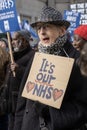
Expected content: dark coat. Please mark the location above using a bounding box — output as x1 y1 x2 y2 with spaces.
14 40 87 130
0 46 34 114
0 47 9 87
0 47 9 130
0 46 35 130
8 47 35 113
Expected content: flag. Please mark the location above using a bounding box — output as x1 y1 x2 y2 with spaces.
22 20 38 38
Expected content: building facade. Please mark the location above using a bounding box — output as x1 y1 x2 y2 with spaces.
16 0 87 24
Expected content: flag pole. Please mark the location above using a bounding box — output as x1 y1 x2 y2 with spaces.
7 32 15 77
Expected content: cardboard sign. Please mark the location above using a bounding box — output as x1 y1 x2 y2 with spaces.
22 52 74 109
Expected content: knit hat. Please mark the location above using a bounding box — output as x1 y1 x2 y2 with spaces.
31 6 70 29
74 25 87 41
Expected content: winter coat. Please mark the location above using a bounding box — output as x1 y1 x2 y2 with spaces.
0 46 34 114
0 47 10 130
13 40 87 130
8 47 35 114
0 47 9 86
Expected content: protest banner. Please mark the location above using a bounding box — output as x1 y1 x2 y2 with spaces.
64 10 81 41
0 0 20 76
21 19 38 38
70 3 87 25
0 0 20 32
22 52 74 109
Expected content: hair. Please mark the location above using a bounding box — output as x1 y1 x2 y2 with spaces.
0 38 8 47
78 43 87 76
12 31 31 51
0 47 9 86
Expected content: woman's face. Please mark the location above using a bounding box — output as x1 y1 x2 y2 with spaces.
36 23 65 46
0 41 6 50
72 34 86 51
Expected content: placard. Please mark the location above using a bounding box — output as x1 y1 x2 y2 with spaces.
0 0 20 33
64 10 81 41
70 3 87 25
22 52 74 109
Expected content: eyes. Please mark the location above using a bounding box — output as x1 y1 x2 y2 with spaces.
73 35 84 43
36 23 52 31
74 37 81 42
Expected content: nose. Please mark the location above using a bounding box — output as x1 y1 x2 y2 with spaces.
39 27 46 35
12 40 14 45
72 41 77 46
12 40 17 47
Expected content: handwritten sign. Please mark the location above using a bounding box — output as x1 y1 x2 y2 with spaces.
22 52 74 109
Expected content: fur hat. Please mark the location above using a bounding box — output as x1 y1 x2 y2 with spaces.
74 25 87 41
31 6 70 29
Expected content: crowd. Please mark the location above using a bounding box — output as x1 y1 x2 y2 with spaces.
0 6 87 130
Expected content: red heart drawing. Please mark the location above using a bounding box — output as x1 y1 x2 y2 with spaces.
26 81 35 93
53 88 63 101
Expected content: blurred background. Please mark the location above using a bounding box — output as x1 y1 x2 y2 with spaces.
16 0 87 25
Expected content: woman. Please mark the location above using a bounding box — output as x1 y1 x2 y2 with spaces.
78 43 87 77
0 46 9 130
72 25 87 51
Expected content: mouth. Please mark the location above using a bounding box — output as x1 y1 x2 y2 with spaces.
75 46 80 51
42 37 50 44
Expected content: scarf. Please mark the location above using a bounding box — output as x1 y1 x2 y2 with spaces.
38 34 67 55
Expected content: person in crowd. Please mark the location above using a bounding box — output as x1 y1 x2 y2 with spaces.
72 25 87 51
8 29 35 130
78 43 87 77
77 43 87 130
0 46 10 130
72 24 87 77
0 30 34 130
72 25 87 130
0 37 8 51
13 7 87 130
0 36 10 85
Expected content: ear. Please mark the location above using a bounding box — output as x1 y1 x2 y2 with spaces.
59 26 66 36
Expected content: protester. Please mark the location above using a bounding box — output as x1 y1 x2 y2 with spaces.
0 47 9 86
0 37 8 51
13 7 87 130
8 29 35 130
72 24 87 76
77 43 87 130
78 43 87 77
72 25 87 51
72 25 87 130
0 46 10 130
0 30 34 130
